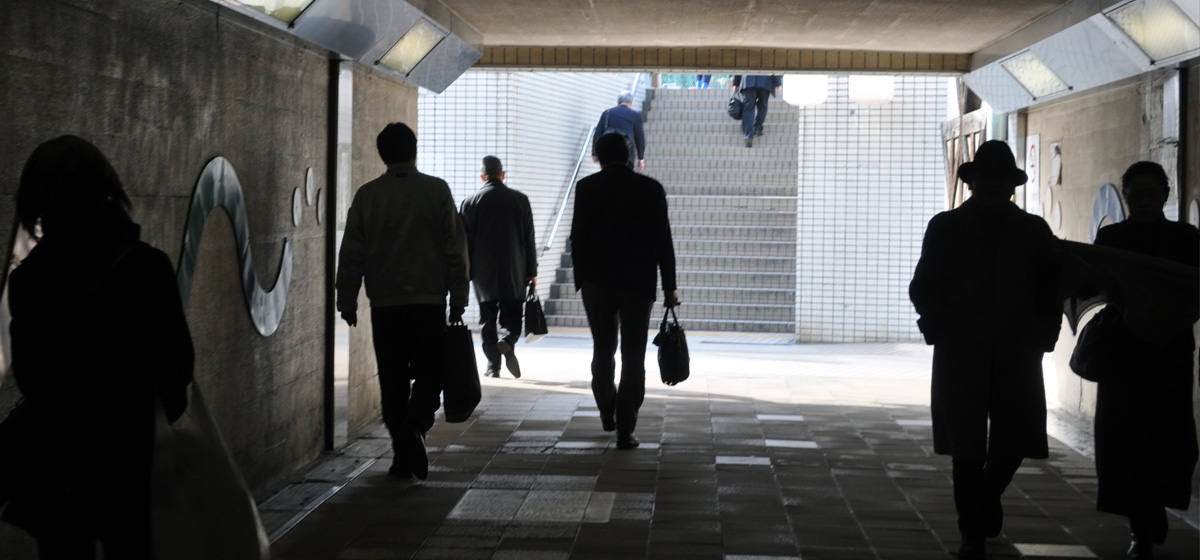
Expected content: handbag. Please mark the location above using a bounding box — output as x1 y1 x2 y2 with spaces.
727 95 744 120
150 385 271 560
524 284 549 344
442 321 481 423
653 307 690 386
1069 307 1133 382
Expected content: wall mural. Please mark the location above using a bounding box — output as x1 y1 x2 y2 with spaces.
177 157 294 337
1089 183 1125 244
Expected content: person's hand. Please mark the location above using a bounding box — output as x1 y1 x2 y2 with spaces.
775 85 782 94
528 277 538 288
636 160 645 173
733 85 739 91
591 155 598 163
341 310 357 327
449 306 465 324
664 290 680 308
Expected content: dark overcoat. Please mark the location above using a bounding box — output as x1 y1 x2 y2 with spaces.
591 105 646 167
2 207 194 537
909 196 1061 460
569 165 677 301
1092 218 1199 515
459 179 537 302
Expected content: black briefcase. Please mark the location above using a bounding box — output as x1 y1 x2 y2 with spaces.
727 95 744 119
524 285 548 343
443 321 481 422
653 307 690 386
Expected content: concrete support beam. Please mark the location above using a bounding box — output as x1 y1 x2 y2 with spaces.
477 46 970 74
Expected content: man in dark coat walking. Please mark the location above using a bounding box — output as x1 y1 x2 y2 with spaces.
909 140 1062 560
459 156 537 379
591 91 646 172
571 133 678 450
732 74 782 148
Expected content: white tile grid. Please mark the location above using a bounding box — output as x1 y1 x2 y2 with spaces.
418 71 641 314
797 76 946 343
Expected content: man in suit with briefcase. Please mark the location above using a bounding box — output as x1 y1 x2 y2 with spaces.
570 133 679 450
459 155 537 379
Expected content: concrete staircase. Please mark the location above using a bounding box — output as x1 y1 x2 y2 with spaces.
545 87 799 333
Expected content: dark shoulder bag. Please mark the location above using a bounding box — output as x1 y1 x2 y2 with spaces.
653 307 690 386
1069 307 1133 382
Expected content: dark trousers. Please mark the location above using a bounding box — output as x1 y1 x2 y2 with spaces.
580 283 653 434
371 305 445 439
479 298 523 369
740 87 769 138
952 451 1023 538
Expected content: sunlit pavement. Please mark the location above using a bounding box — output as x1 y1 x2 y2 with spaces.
267 332 1199 560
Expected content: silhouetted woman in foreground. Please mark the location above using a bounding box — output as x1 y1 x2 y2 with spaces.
1091 161 1198 559
2 136 193 559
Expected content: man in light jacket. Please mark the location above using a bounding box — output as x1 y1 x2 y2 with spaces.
459 155 537 379
336 122 469 480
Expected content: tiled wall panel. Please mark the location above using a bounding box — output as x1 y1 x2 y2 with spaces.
797 76 948 342
418 71 643 322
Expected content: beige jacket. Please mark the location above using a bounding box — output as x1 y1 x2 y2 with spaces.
336 163 469 312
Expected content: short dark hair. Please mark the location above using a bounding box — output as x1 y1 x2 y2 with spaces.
481 155 503 179
377 123 417 164
595 132 630 167
17 135 131 237
1121 161 1169 194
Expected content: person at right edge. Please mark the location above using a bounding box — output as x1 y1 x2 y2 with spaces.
337 123 470 480
732 74 782 148
909 140 1062 560
1091 161 1198 559
571 132 678 450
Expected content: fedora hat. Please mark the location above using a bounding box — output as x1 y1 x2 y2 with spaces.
958 140 1028 187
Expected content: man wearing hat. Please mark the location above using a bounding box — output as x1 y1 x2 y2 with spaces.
909 140 1062 560
591 91 646 172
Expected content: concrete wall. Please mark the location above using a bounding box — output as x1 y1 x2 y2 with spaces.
346 68 419 434
1031 67 1200 498
0 1 388 554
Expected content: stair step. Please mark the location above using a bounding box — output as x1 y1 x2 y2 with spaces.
653 145 797 158
550 283 795 305
554 269 795 289
670 210 796 227
546 314 794 334
674 239 797 257
545 299 795 323
670 224 796 241
667 196 797 212
643 122 800 135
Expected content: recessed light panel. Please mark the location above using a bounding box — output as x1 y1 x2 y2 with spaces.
379 19 447 75
234 0 314 24
1106 0 1200 63
1001 51 1070 99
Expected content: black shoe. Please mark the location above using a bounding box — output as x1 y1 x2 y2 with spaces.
957 535 985 560
484 367 500 378
985 495 1003 538
755 129 763 137
402 424 428 480
387 463 411 479
495 339 521 378
616 433 640 450
744 137 753 148
1128 532 1153 559
600 411 616 432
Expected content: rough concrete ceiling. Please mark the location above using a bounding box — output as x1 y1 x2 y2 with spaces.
440 0 1074 54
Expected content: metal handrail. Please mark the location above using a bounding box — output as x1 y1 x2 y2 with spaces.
541 73 641 255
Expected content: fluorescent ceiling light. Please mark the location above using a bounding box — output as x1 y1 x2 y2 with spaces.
1001 51 1071 99
234 0 314 24
379 20 447 75
1106 0 1200 63
848 75 894 105
782 75 828 106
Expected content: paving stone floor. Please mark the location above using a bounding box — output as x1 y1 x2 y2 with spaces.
267 333 1200 560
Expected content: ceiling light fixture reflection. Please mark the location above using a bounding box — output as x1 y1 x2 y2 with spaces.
379 19 447 75
848 75 895 105
1105 0 1200 64
233 0 315 25
782 75 829 106
1001 51 1071 99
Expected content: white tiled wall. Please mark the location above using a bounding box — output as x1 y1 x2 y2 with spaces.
418 71 643 322
796 76 948 343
